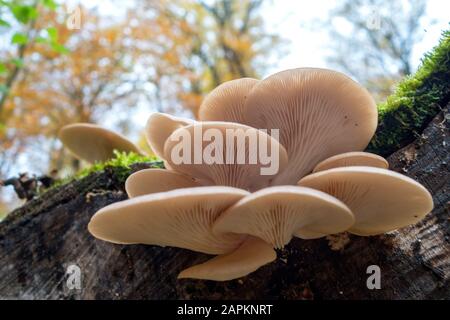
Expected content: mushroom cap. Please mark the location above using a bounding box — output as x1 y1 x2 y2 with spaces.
145 112 194 159
243 68 378 185
178 236 276 281
125 169 201 198
88 186 249 254
298 167 434 236
313 152 388 173
164 121 289 191
213 186 354 248
59 123 141 163
198 78 259 124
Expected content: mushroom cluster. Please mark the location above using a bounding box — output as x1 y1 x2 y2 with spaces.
61 68 434 282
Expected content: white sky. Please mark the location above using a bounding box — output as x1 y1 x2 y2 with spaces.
259 0 449 76
74 0 450 76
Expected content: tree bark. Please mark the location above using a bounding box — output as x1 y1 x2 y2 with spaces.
0 105 449 300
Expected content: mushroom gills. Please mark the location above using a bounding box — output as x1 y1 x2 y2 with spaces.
198 77 259 124
298 166 433 235
145 112 194 159
213 186 355 249
88 186 249 254
178 236 276 281
125 169 201 198
164 121 288 191
313 152 388 173
243 68 378 185
59 123 142 163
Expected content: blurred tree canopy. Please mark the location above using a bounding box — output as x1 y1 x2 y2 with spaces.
325 0 428 102
0 0 278 206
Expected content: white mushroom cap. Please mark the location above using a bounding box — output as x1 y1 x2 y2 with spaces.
145 112 195 159
243 68 378 185
213 186 354 248
88 186 249 254
198 78 259 124
313 152 388 173
178 236 276 281
164 121 289 191
125 169 201 198
59 123 141 163
298 167 434 235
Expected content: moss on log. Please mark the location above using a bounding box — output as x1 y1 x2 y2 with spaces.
368 29 450 156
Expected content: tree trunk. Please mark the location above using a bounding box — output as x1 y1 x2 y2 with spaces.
0 105 448 300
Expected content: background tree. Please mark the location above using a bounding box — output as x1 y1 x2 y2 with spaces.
0 0 62 174
138 0 280 117
325 0 428 102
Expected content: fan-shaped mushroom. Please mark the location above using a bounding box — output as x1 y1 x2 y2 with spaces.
313 152 388 173
198 78 259 124
243 68 378 185
125 169 201 198
213 186 354 248
59 123 141 163
178 236 276 281
298 167 433 235
145 112 194 159
88 186 249 254
164 121 288 191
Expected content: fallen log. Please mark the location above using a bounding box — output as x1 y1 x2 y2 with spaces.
0 104 448 300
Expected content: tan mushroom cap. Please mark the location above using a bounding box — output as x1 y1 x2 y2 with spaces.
243 68 378 185
145 112 194 159
59 123 141 163
213 186 354 248
88 186 249 254
298 167 434 236
198 78 259 124
178 236 276 281
313 152 388 173
164 121 289 191
125 169 201 198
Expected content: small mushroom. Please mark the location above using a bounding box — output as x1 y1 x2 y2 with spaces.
164 121 288 191
198 78 259 124
145 112 194 159
313 152 388 173
125 169 201 198
243 68 378 185
178 236 276 281
213 186 354 248
298 167 434 235
88 186 249 254
59 123 141 163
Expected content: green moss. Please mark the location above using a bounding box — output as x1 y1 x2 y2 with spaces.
368 29 450 156
54 150 164 188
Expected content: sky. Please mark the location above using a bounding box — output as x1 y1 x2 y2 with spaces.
259 0 449 76
73 0 450 76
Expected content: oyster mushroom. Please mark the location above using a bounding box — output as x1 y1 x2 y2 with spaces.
88 186 249 254
164 121 288 191
213 186 354 248
59 123 141 163
178 236 276 281
313 152 388 173
243 68 378 185
198 78 259 124
298 167 434 235
145 112 194 159
125 169 201 198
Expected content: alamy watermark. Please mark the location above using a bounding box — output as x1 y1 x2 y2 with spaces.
366 265 381 290
168 127 281 176
65 264 82 290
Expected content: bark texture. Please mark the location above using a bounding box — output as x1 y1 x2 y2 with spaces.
0 106 449 300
